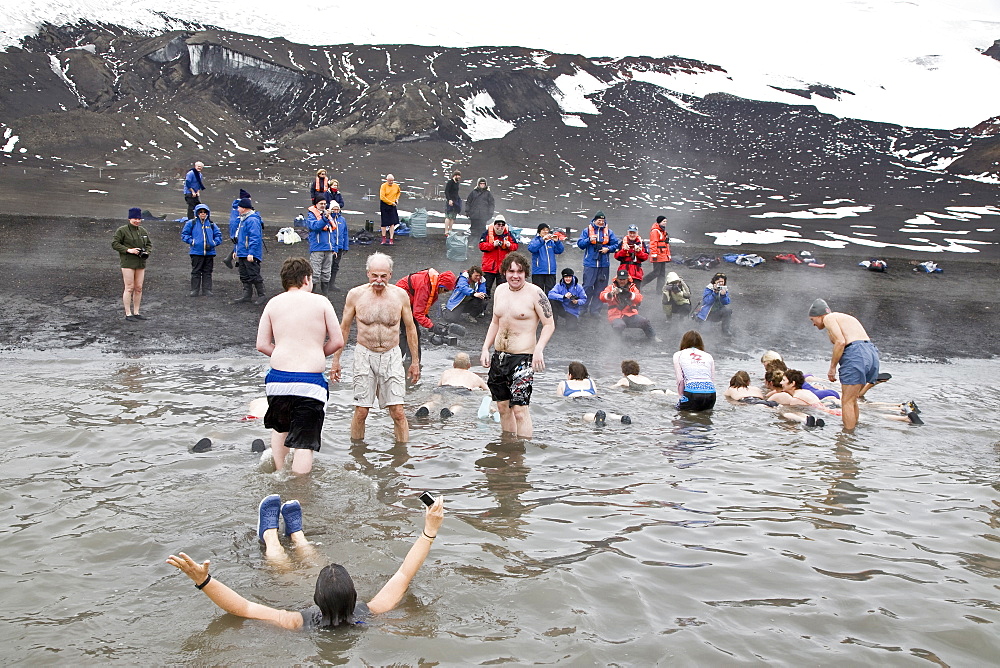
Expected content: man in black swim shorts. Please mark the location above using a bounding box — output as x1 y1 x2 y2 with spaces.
480 252 555 438
487 351 534 406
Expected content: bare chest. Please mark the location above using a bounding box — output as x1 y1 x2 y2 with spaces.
356 296 400 327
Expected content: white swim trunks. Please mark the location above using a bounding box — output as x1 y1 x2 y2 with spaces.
352 345 406 408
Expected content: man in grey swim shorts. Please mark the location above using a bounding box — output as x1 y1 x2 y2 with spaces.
809 298 879 432
331 252 420 443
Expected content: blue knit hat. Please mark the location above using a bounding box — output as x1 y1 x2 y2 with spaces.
239 189 251 200
238 198 253 209
128 207 142 219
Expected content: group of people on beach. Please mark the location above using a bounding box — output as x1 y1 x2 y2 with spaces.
152 164 922 630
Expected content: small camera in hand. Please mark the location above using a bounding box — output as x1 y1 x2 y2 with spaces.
138 250 150 259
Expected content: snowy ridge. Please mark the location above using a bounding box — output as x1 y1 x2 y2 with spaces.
4 0 1000 129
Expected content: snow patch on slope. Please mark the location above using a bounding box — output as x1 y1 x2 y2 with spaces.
549 69 611 115
461 91 515 141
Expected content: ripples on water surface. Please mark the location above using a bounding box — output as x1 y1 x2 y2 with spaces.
1 349 998 665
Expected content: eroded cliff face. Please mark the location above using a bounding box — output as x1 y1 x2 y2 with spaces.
1 21 998 198
0 23 729 157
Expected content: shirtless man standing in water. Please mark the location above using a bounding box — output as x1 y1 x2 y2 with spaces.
331 252 420 443
256 257 344 474
808 298 879 431
480 252 555 438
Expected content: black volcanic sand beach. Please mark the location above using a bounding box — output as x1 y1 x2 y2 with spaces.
1 212 995 361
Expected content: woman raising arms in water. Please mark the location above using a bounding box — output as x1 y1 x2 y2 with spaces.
168 494 445 629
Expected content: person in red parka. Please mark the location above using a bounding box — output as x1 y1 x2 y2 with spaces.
396 268 458 365
647 215 672 294
479 215 518 295
600 269 657 341
614 224 649 290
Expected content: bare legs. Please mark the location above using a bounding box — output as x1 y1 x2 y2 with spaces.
269 432 316 475
261 527 318 570
497 401 532 439
351 405 408 443
121 267 145 316
840 383 863 431
444 216 454 236
388 404 408 443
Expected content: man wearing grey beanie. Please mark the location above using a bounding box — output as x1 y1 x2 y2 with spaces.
808 298 878 431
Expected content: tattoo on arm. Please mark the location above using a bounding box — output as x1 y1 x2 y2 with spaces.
538 293 553 318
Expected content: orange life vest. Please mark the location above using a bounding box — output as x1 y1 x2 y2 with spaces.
588 224 611 245
649 224 670 262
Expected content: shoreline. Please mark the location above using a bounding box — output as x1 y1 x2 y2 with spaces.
1 213 996 361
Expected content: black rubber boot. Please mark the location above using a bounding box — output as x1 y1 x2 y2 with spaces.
253 282 267 305
320 281 329 296
232 284 253 304
202 273 213 297
189 275 201 297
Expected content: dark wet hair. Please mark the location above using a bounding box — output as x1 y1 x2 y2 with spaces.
313 196 326 206
764 359 787 373
468 264 483 278
313 564 358 628
679 330 705 351
784 369 805 389
621 360 640 376
711 272 727 285
501 252 530 277
568 361 589 380
765 368 785 388
730 371 751 388
281 257 312 290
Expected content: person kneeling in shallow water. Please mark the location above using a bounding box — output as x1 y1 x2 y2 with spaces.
167 494 444 630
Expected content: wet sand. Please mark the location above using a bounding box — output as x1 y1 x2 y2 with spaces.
1 212 994 361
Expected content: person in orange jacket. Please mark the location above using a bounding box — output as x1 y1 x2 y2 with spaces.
614 224 649 290
647 216 672 294
600 270 658 341
396 268 458 364
478 215 518 295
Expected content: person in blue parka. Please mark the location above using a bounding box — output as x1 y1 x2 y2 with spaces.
224 189 251 269
232 198 265 304
692 272 733 337
527 223 564 294
576 211 619 316
547 267 588 329
442 266 488 323
306 197 349 295
181 203 222 297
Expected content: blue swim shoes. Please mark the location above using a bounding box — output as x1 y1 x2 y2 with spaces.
281 500 303 536
257 494 281 542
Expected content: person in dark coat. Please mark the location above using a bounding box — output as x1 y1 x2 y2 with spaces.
444 171 462 236
465 177 495 232
112 207 153 321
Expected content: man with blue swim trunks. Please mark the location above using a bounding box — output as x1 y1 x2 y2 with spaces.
256 257 344 474
809 298 878 432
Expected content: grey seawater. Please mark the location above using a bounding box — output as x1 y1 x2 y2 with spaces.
1 348 998 666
